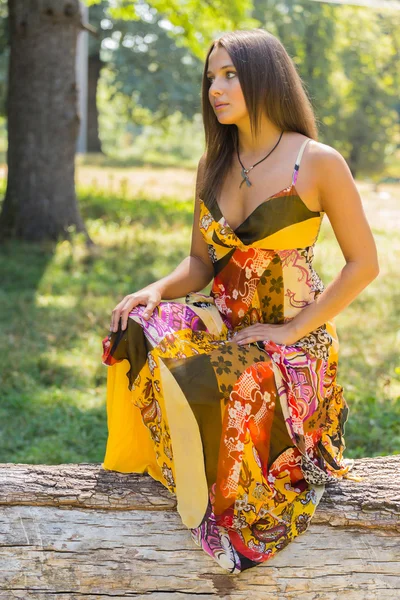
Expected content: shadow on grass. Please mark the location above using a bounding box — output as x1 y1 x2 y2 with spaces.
0 190 192 464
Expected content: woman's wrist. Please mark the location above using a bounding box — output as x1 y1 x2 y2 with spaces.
282 320 301 345
146 280 165 299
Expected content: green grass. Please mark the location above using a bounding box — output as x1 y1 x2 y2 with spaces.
0 170 399 464
0 179 193 465
313 212 400 458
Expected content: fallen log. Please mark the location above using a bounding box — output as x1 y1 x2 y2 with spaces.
0 455 399 599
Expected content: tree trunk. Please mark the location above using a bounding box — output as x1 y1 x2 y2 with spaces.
0 0 92 244
0 456 399 598
87 50 103 153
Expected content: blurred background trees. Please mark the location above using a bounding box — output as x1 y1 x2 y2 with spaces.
84 0 400 175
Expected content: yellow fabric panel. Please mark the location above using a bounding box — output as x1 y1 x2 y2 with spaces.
325 318 340 358
251 216 323 250
158 358 209 528
101 359 164 484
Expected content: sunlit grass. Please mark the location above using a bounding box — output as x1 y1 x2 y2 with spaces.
0 167 399 464
312 185 400 457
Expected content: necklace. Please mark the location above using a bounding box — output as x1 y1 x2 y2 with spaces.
236 130 284 189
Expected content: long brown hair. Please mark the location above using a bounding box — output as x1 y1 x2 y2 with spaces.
199 28 319 210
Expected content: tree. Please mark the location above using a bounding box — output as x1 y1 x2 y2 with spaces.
87 0 106 153
0 0 91 243
88 47 103 153
0 0 8 116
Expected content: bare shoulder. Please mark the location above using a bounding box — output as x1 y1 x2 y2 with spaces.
308 140 349 169
302 138 348 172
286 136 341 212
304 140 355 212
310 140 365 220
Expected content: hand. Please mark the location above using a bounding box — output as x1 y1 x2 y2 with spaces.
232 322 298 347
110 286 162 332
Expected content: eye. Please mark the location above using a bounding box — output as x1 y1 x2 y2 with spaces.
207 71 236 83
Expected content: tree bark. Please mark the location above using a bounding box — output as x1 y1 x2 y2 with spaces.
0 456 399 598
87 50 103 153
0 0 92 244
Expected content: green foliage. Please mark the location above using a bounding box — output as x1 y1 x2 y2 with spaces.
87 0 257 122
97 68 205 164
87 0 258 58
101 19 204 119
88 2 205 119
252 0 400 178
327 7 399 178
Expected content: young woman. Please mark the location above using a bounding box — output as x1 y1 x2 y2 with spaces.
101 28 379 573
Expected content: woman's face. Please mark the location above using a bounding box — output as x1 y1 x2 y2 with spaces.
207 45 248 126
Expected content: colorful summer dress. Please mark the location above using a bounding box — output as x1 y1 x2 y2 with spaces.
101 137 354 573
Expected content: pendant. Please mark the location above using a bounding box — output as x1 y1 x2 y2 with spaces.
240 166 253 188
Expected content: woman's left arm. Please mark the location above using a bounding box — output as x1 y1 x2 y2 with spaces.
285 145 379 344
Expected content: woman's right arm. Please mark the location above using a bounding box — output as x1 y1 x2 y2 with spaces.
110 154 214 332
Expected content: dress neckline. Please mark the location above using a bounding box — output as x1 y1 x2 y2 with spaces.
214 182 321 233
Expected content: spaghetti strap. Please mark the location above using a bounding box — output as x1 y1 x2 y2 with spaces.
292 138 311 185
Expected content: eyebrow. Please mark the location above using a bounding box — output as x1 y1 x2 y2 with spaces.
206 64 235 76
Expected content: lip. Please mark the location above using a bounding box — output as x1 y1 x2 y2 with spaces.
215 103 229 110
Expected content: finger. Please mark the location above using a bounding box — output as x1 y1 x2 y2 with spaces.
233 328 260 343
237 336 258 345
239 328 265 339
120 310 130 331
142 302 157 320
110 306 123 332
111 296 134 332
232 334 246 344
120 299 141 330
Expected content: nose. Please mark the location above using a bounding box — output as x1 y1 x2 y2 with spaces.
209 78 225 97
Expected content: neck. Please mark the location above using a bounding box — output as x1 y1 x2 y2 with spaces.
235 116 283 158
